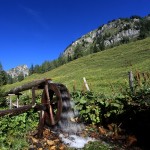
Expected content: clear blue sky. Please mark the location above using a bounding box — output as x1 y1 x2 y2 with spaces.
0 0 149 71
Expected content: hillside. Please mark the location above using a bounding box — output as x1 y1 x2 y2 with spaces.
63 15 150 58
23 15 150 76
4 38 150 94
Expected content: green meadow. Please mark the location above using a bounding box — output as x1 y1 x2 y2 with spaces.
4 38 150 95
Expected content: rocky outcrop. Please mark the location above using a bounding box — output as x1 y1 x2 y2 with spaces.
63 17 143 57
7 65 29 78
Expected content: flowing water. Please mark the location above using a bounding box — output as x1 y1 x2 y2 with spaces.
52 84 95 148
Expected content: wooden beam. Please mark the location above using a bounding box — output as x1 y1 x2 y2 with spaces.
4 79 51 96
0 104 46 117
32 87 36 105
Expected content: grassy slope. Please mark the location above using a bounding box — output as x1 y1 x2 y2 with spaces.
4 38 150 94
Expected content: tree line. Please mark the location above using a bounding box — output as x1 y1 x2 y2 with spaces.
0 63 25 85
1 15 150 84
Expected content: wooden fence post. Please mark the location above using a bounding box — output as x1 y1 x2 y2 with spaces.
9 95 12 109
17 95 19 108
8 94 15 109
83 77 90 91
128 71 134 93
32 87 36 105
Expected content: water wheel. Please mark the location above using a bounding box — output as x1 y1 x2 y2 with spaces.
41 83 63 126
38 82 71 137
1 78 72 137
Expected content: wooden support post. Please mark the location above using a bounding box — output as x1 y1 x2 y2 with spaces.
17 95 19 108
128 71 134 93
83 77 90 91
45 82 55 125
32 87 36 105
37 110 45 138
8 94 15 109
9 95 12 109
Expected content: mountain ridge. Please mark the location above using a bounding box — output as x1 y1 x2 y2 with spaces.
63 15 150 58
6 65 29 78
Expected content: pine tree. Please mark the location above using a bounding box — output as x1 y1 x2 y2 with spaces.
18 73 24 82
29 64 34 75
0 62 7 85
73 44 83 59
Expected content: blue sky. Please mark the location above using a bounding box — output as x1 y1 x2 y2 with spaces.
0 0 150 71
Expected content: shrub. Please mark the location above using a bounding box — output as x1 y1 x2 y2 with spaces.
0 110 38 149
71 71 150 125
72 91 124 125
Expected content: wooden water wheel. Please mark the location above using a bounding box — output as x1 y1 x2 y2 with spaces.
0 79 71 137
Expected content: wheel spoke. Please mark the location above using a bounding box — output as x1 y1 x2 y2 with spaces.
41 83 62 126
49 104 55 125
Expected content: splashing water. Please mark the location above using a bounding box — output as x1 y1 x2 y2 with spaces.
52 84 95 148
59 134 95 149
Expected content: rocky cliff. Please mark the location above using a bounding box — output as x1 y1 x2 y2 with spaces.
63 16 150 57
7 65 29 78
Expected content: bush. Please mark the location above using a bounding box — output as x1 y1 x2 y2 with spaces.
0 110 38 149
71 71 150 125
72 91 124 125
138 19 150 39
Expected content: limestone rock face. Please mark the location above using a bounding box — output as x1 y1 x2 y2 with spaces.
63 16 147 57
7 65 29 78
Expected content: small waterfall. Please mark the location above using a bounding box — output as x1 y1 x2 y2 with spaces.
51 84 95 149
55 83 84 134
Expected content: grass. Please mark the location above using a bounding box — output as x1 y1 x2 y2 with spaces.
4 38 150 95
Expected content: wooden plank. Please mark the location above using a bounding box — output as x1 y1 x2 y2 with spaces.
4 79 51 96
0 104 46 117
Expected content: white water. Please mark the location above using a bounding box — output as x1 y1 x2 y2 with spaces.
56 90 95 149
59 134 95 149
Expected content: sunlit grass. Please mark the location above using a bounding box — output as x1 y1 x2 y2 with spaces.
4 38 150 95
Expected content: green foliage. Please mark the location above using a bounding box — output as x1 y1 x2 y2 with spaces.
0 110 38 149
83 141 112 150
72 71 150 125
94 36 105 51
29 55 67 74
73 44 83 59
0 62 7 86
122 24 131 30
139 19 150 39
29 64 34 75
130 15 142 19
120 37 129 44
72 91 124 124
7 74 13 84
18 73 24 82
122 71 150 107
0 87 6 107
4 38 150 94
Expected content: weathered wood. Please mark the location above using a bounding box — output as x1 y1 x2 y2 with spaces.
9 94 12 109
83 77 90 91
45 82 55 125
32 87 36 105
17 95 19 108
0 104 46 117
4 79 51 96
128 71 134 93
